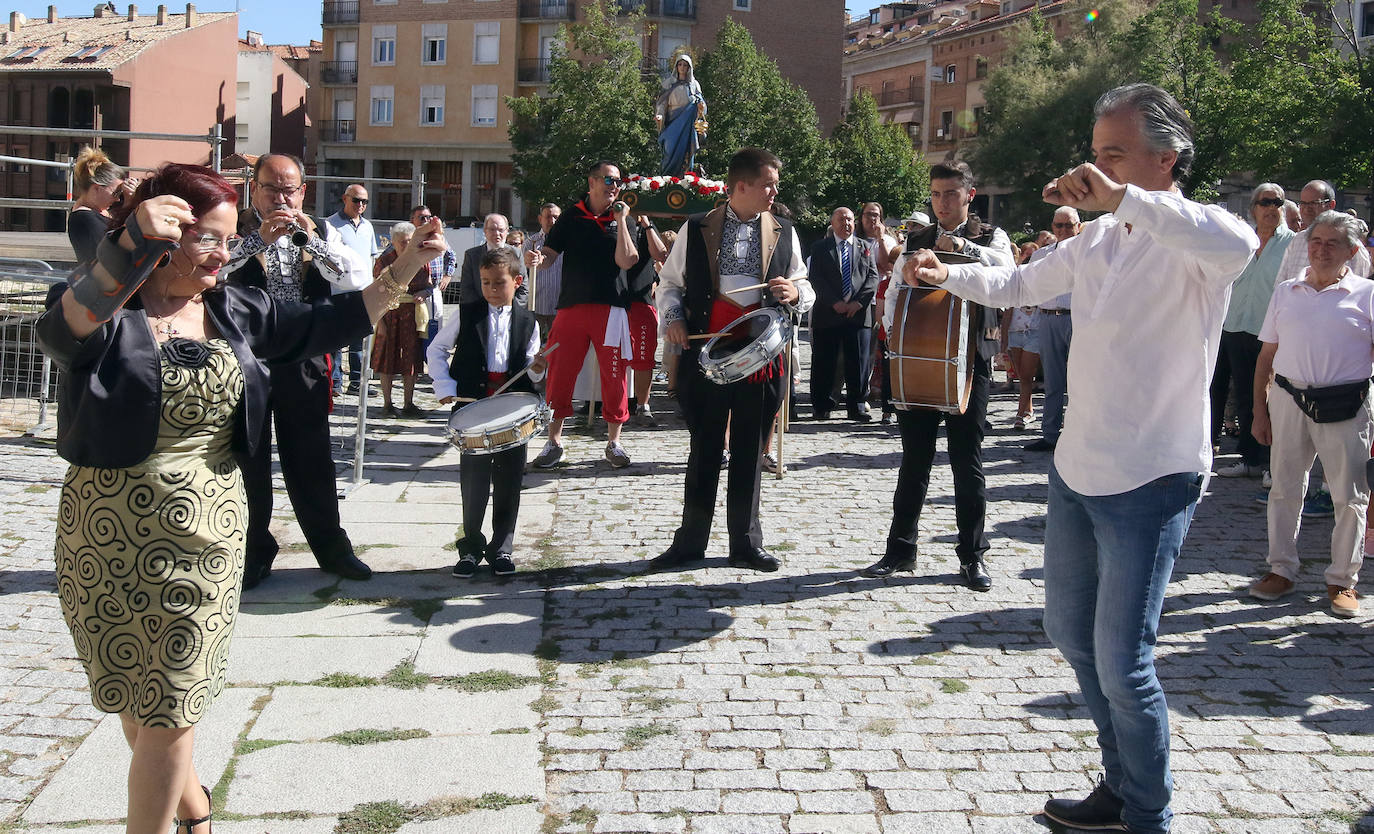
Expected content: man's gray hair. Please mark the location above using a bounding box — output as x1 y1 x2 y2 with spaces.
1309 210 1362 250
1303 180 1336 201
1093 83 1195 182
389 221 416 241
1053 206 1081 224
1251 182 1283 202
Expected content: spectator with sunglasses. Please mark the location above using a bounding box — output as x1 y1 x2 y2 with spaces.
1214 184 1295 479
327 184 380 395
533 160 664 470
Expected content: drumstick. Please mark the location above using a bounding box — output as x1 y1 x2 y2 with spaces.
490 342 560 398
528 261 539 312
687 332 725 340
724 282 769 294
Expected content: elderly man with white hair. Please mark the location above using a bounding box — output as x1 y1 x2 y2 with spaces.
1250 211 1374 619
1213 183 1295 478
457 212 528 306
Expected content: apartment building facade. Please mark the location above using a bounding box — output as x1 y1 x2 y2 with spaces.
236 32 311 160
0 3 238 232
314 0 844 224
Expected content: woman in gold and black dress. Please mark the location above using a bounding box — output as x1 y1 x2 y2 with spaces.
38 163 446 833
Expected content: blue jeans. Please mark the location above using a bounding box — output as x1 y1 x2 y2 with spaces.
1043 465 1203 834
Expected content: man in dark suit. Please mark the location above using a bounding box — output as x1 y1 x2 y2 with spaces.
452 213 527 307
809 206 880 421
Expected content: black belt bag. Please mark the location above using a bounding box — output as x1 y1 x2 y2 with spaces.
1275 374 1371 424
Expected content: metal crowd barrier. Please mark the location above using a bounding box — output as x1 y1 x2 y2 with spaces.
0 258 64 436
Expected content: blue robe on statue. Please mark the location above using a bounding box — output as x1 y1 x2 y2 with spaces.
656 55 706 177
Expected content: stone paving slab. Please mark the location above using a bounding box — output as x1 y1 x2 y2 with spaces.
226 735 544 815
414 595 545 678
394 806 543 833
249 685 540 739
234 602 428 638
22 686 265 824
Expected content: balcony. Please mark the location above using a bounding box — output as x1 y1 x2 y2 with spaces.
320 120 356 143
518 0 575 20
518 59 552 84
877 87 922 109
321 61 358 85
322 1 359 25
640 56 671 80
615 0 697 20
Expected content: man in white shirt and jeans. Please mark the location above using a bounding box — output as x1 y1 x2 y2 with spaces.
904 84 1257 834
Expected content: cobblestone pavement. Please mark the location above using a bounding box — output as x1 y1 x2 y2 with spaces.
2 349 1373 833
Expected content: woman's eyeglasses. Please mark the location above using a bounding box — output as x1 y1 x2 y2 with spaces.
186 232 243 252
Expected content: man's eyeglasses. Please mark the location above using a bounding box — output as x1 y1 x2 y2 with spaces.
1051 222 1077 230
348 196 369 205
602 176 624 188
186 232 242 253
258 183 304 199
1299 199 1334 208
415 214 434 222
1254 197 1285 208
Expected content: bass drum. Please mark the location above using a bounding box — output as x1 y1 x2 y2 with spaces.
888 283 977 414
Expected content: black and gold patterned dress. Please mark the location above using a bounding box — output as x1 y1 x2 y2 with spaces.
55 338 245 728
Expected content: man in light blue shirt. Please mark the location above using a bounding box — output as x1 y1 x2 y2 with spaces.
327 184 379 393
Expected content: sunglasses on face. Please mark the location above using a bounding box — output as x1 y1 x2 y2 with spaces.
1254 198 1284 208
602 176 624 188
1052 222 1077 230
348 196 368 205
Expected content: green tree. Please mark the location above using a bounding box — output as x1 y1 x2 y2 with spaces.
822 91 930 222
694 18 832 228
506 1 657 207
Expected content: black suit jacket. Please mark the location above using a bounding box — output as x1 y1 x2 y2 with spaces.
809 235 880 329
457 243 528 307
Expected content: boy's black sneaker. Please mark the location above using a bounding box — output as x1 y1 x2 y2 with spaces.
452 554 479 578
489 553 516 576
1042 778 1127 830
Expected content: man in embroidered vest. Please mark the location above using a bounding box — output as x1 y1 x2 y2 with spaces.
649 147 815 573
224 153 374 589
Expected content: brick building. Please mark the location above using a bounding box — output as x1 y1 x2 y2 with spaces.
0 3 238 232
313 0 845 224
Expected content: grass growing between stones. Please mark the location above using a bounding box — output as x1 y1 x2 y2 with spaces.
325 728 431 745
381 661 430 689
622 722 674 749
443 669 540 692
939 678 970 694
235 738 291 755
313 671 380 688
335 793 537 834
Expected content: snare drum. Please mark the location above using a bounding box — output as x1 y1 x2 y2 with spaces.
888 283 976 413
699 307 792 385
447 392 552 454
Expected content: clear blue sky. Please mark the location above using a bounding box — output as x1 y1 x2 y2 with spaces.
16 3 870 46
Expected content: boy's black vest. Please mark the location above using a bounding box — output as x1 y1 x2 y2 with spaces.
451 301 537 399
682 208 795 337
230 210 334 303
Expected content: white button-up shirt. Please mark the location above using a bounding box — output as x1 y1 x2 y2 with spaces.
426 304 545 402
1260 269 1374 387
933 185 1258 496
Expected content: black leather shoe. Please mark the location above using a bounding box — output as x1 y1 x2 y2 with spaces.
848 407 873 423
452 555 478 579
241 561 271 591
727 549 781 572
647 549 705 572
959 559 992 592
1024 438 1057 452
1043 778 1126 830
859 555 916 578
317 536 373 581
814 409 832 421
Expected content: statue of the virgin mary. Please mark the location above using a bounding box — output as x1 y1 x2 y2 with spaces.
654 53 707 177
